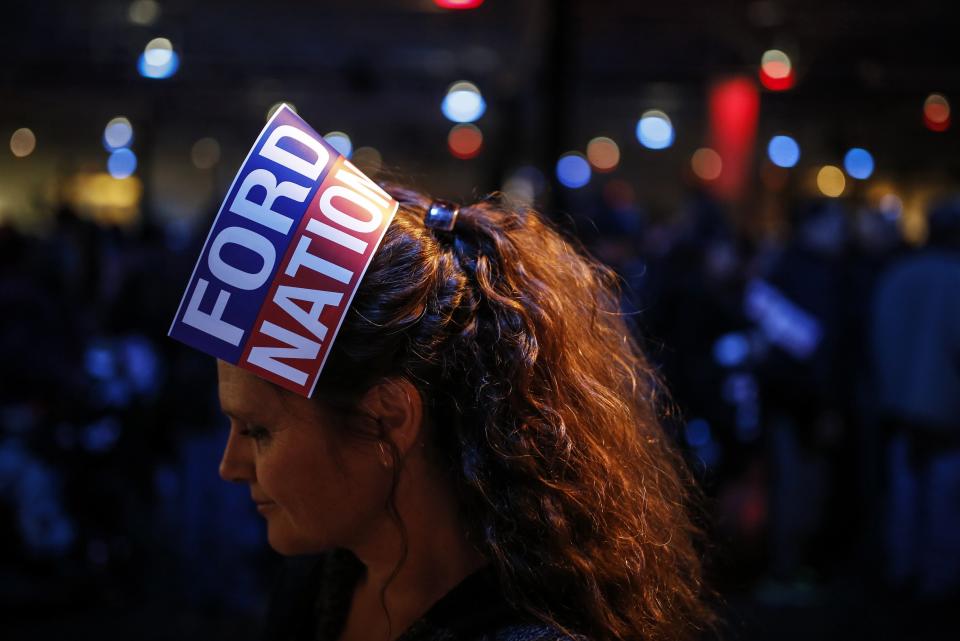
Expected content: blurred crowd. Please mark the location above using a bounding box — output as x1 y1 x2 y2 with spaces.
575 188 960 614
1 186 959 637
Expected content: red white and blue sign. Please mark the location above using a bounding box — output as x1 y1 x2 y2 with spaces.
169 104 399 397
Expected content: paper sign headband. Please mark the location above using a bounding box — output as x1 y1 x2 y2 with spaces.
168 104 399 397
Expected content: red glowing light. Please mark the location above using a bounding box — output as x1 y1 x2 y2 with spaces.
434 0 484 9
759 67 795 91
448 124 483 159
923 93 951 132
708 76 759 200
691 148 723 181
759 49 795 91
925 114 951 132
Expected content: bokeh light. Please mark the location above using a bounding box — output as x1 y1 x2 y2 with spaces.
324 131 353 158
816 165 845 197
714 332 750 367
843 147 874 180
503 177 534 206
10 128 36 158
636 110 674 150
878 193 903 219
759 49 795 91
103 117 133 150
138 38 179 79
586 136 620 172
556 152 591 188
127 0 160 26
923 93 951 132
447 124 483 159
691 147 723 181
352 146 383 176
108 148 138 179
144 38 173 66
502 166 545 206
504 178 535 205
63 173 143 225
434 0 484 8
191 137 221 169
767 134 800 168
441 81 486 123
684 418 713 448
267 102 297 120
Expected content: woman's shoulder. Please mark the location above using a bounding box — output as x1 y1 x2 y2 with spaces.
393 562 589 641
259 549 590 641
483 622 588 641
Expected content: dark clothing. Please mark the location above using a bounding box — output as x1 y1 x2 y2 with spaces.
871 249 960 595
871 250 960 429
260 548 577 641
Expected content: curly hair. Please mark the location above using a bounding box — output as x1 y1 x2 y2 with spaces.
311 185 713 641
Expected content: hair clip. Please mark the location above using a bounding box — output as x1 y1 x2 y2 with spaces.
425 200 460 232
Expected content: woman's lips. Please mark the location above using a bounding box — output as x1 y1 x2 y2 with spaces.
255 502 276 513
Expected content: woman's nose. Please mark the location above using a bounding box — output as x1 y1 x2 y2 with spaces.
219 426 253 483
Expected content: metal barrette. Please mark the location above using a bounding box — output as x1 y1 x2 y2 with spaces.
424 200 460 232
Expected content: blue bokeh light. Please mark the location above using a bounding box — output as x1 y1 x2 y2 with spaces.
636 111 674 150
555 153 591 189
138 50 179 79
844 147 875 180
85 345 115 379
103 118 133 151
713 332 750 368
324 131 353 158
108 148 138 179
768 135 800 168
442 89 486 123
684 418 712 448
83 418 122 453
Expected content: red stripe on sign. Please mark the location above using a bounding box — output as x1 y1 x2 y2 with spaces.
238 156 399 396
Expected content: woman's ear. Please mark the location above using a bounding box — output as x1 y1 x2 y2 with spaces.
358 377 424 462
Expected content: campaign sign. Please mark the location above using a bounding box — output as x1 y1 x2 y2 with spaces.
169 104 399 397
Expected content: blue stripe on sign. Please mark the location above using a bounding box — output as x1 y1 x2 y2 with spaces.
169 105 339 363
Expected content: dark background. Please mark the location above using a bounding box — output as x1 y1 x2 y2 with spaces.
1 1 959 639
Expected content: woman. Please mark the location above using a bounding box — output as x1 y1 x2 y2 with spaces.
217 186 712 641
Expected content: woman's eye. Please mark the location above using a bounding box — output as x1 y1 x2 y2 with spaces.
239 424 270 442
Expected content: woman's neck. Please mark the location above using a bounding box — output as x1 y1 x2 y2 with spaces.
343 453 489 639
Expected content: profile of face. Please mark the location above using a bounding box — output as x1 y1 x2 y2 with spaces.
217 360 403 556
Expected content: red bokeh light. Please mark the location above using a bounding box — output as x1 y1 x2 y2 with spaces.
924 114 951 132
759 67 795 91
923 94 951 132
691 148 723 181
759 50 794 91
448 124 483 159
708 76 760 200
434 0 484 9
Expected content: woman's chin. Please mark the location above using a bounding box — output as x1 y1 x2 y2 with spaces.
268 533 311 556
265 524 330 556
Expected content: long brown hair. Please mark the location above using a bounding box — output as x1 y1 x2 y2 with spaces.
313 185 713 641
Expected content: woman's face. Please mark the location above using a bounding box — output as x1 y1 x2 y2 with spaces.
216 360 391 556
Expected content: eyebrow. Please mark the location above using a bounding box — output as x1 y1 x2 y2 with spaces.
219 406 254 422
